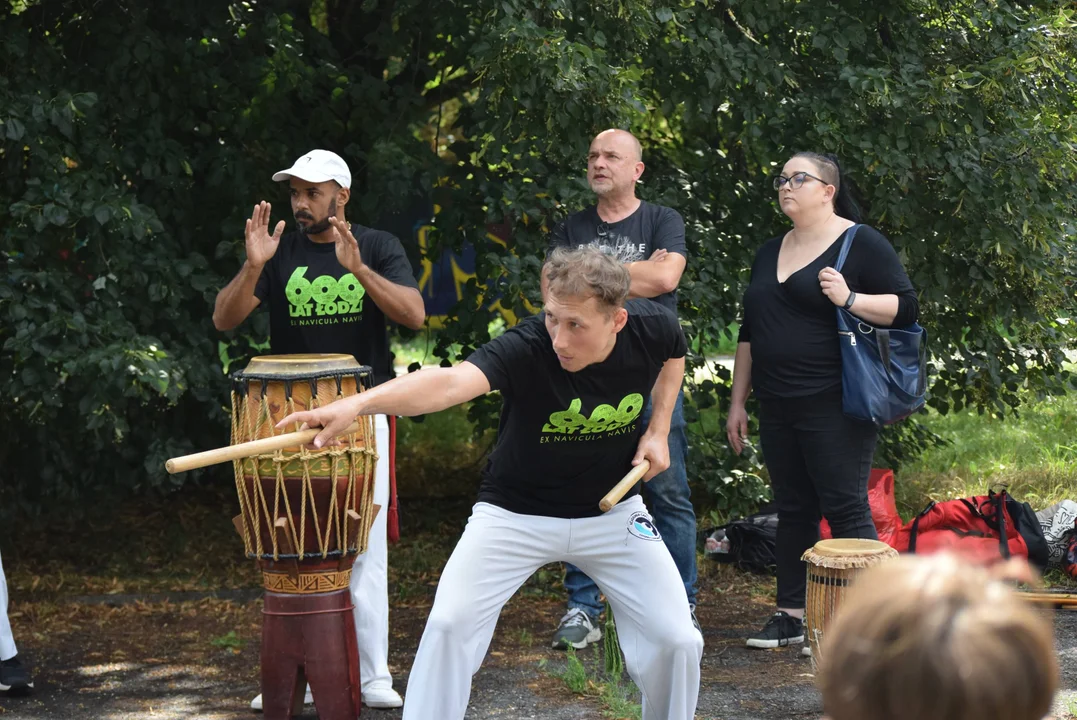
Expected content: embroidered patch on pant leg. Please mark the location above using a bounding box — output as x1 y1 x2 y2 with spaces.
627 511 661 541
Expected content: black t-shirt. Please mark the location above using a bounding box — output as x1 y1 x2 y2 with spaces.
549 201 687 313
466 298 687 518
738 224 918 399
254 224 419 386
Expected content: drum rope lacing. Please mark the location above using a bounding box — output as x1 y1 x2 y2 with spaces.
230 378 377 562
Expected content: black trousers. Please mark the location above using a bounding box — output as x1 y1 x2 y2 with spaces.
758 389 878 609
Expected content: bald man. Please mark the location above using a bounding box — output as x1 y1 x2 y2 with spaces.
546 129 698 650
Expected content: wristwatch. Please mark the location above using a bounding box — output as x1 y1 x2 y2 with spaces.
843 291 857 309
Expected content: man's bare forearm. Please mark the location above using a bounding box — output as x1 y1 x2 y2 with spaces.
351 264 426 330
347 364 490 418
213 260 263 330
627 253 686 299
647 356 685 436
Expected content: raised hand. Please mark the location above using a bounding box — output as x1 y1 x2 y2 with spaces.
330 216 363 272
245 201 286 269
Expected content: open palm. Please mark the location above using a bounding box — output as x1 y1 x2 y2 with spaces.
246 201 285 268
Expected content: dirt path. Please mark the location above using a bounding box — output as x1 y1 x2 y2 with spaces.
1 489 1074 719
1 578 1074 719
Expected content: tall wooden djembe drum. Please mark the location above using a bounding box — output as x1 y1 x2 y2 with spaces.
231 354 378 720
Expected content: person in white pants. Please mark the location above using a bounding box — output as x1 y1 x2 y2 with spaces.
0 549 34 693
251 413 397 710
349 413 395 702
280 247 704 720
213 149 426 711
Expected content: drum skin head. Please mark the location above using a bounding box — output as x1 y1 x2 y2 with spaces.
811 538 894 558
242 354 365 378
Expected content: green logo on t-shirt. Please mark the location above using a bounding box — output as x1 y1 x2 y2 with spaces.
285 266 365 321
542 394 644 437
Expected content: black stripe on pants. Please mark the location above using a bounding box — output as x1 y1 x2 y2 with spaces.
758 389 878 609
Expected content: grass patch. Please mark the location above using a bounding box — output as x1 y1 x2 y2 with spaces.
546 642 642 720
898 393 1077 518
600 679 643 720
556 647 590 694
209 630 245 651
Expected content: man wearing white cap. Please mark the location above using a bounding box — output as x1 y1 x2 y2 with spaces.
214 149 425 710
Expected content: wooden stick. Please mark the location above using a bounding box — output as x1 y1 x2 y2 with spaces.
599 460 651 513
1018 591 1077 610
165 421 361 474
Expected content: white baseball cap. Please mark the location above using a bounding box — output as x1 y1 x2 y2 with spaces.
272 149 351 188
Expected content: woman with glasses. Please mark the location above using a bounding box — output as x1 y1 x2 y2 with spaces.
725 152 919 653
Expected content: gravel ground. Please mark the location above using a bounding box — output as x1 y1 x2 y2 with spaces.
1 587 1073 719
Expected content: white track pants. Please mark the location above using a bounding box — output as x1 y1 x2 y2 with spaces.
0 549 16 661
402 496 702 720
349 414 393 692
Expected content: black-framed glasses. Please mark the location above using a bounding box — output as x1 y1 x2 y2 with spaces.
773 171 827 190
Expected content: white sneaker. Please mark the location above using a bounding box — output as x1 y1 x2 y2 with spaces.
249 686 314 712
249 683 402 710
362 685 403 708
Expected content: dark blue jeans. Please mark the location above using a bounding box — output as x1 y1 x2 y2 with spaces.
564 391 698 617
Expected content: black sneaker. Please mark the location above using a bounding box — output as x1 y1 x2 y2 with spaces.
745 611 804 649
0 655 34 692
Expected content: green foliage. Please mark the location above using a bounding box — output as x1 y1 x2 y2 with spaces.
557 647 590 694
209 630 245 650
602 601 623 678
441 0 1077 510
3 0 1077 520
552 638 642 720
0 0 458 519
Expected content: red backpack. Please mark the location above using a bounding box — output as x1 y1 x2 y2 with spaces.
905 490 1049 570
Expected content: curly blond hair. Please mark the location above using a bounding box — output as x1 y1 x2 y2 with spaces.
543 246 631 313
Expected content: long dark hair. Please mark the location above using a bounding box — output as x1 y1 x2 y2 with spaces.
792 151 862 223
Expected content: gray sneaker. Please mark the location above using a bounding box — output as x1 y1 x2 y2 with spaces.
551 608 602 650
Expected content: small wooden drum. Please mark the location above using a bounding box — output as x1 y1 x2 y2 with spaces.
230 354 378 591
803 538 898 670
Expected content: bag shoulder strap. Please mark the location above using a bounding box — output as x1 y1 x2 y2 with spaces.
908 500 937 554
834 224 863 273
995 490 1012 559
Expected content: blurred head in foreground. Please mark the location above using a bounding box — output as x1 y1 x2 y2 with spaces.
818 554 1058 720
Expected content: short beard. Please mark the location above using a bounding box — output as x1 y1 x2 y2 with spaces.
588 179 614 197
299 196 338 235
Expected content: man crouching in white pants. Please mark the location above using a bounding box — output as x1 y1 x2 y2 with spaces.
280 246 704 720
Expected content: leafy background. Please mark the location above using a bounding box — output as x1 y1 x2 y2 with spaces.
3 0 1076 524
